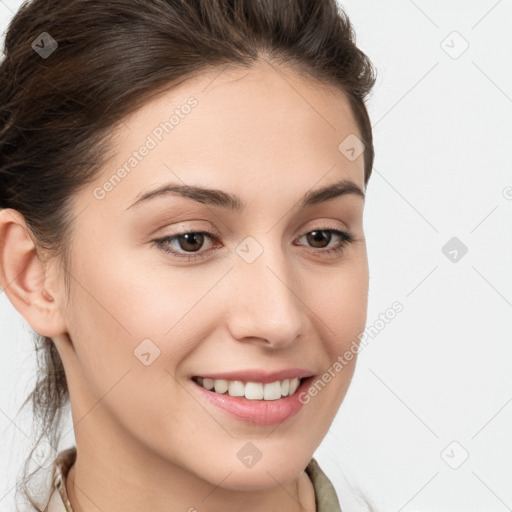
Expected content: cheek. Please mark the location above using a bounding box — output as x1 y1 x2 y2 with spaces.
66 242 224 379
293 257 368 442
308 255 369 353
64 252 197 442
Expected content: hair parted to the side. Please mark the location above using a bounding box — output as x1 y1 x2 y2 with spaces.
0 1 377 510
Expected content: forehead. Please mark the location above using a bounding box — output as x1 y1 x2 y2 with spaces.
80 59 364 215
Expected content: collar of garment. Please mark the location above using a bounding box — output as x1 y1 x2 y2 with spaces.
44 447 342 512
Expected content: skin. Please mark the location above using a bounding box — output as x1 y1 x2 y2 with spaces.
0 58 368 512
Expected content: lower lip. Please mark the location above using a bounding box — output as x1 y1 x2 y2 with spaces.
191 377 314 426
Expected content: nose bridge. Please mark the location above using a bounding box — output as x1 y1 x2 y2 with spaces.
227 238 304 346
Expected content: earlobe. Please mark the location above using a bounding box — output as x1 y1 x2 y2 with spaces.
0 208 67 338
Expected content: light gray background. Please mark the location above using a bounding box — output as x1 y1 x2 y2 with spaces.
1 1 511 511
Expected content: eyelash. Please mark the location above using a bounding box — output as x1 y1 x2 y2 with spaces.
152 227 355 262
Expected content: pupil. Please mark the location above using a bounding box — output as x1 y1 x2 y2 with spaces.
308 230 330 248
180 233 203 252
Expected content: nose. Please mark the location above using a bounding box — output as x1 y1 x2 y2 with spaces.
226 242 305 350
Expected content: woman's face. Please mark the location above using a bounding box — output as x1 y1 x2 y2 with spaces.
52 59 368 490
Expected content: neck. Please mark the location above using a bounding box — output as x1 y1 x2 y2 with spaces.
65 455 316 512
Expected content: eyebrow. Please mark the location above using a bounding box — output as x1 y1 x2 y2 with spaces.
126 178 365 211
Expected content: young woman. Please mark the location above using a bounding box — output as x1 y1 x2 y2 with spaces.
0 1 376 511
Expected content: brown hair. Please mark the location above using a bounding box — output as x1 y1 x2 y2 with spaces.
0 0 376 510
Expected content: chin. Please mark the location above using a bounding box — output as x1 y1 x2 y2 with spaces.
198 450 313 491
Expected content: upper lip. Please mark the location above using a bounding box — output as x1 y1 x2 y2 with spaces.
191 368 315 384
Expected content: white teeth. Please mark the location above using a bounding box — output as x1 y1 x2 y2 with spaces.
195 377 303 400
245 382 264 400
214 379 229 394
202 377 214 390
263 381 282 400
289 377 300 395
228 380 245 397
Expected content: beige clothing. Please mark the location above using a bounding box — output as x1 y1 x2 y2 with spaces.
45 447 342 512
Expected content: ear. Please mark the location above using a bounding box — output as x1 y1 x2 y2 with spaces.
0 208 67 338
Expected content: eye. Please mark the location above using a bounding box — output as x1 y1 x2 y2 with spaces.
152 227 355 262
295 228 355 257
153 230 218 261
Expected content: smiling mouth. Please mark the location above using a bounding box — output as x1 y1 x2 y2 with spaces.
191 376 307 401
